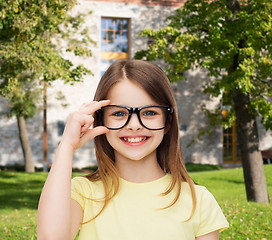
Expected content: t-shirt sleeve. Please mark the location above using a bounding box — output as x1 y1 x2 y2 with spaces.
71 177 88 209
196 187 229 237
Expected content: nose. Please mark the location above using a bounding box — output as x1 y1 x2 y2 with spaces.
126 113 142 130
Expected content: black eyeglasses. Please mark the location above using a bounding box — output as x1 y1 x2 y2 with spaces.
99 105 173 130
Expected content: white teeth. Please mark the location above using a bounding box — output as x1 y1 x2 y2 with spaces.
123 137 147 143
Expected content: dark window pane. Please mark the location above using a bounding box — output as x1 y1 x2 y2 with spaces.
107 31 114 42
101 31 106 41
122 20 128 28
122 31 128 41
121 42 128 52
115 19 120 30
107 19 114 29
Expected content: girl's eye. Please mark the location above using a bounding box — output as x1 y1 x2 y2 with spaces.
143 110 157 116
112 111 127 117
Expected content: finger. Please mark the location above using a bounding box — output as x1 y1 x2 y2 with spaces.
88 126 109 139
79 126 109 147
80 115 94 133
99 99 111 106
79 100 110 115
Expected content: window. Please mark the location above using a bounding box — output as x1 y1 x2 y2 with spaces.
223 122 240 163
222 91 241 163
100 18 130 76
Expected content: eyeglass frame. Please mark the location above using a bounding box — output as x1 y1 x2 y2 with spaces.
98 104 174 130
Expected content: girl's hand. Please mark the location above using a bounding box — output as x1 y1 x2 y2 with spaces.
60 100 110 151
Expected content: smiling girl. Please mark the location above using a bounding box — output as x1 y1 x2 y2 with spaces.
37 60 229 240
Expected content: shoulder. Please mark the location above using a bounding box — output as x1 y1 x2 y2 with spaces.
72 175 104 187
71 176 104 209
193 184 219 206
194 184 213 198
72 176 92 185
71 176 91 195
179 182 224 215
72 176 91 189
180 181 208 196
179 182 229 236
71 176 103 196
180 182 214 199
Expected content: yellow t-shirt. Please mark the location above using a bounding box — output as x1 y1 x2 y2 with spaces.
71 174 229 240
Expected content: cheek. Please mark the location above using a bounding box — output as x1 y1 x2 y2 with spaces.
105 132 112 145
154 131 165 146
105 132 118 148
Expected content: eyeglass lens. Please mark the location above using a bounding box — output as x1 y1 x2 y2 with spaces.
102 106 169 130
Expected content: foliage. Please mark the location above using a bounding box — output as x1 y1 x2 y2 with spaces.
0 165 271 239
185 163 221 172
0 0 94 118
135 0 272 130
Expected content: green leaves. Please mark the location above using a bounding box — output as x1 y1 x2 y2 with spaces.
0 0 94 118
136 0 272 131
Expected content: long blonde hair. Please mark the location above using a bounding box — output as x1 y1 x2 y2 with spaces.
85 59 196 222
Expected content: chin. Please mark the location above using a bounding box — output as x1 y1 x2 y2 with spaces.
122 152 154 162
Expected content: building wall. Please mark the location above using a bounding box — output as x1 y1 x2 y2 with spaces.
173 69 223 165
0 0 271 169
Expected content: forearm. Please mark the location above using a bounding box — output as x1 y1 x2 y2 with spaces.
37 101 110 239
37 142 74 239
195 230 219 240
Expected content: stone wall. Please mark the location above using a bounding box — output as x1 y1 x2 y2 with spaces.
172 69 223 165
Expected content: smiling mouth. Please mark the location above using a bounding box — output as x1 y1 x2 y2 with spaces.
121 137 149 143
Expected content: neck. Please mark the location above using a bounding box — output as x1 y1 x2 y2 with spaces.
115 153 165 183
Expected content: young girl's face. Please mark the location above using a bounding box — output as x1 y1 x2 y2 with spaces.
104 79 166 164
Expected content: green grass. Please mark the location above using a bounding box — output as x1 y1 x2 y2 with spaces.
190 165 272 240
0 165 271 239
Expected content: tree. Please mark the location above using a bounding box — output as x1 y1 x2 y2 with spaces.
135 0 271 203
0 0 94 172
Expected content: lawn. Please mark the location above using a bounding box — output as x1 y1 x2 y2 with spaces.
0 165 271 240
190 166 272 240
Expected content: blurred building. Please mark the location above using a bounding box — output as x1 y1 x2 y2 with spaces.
0 0 271 169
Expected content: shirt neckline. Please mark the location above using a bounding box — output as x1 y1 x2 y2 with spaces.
119 173 170 186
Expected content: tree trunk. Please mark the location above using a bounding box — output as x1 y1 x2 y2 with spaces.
16 115 35 172
232 89 269 202
227 0 269 203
